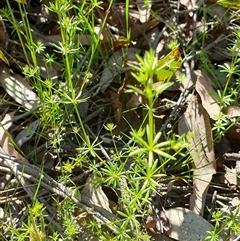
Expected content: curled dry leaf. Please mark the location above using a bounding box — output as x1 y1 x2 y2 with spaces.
0 67 40 110
152 194 171 233
0 112 28 162
145 216 158 231
195 70 220 120
81 174 112 219
178 94 216 216
223 105 240 117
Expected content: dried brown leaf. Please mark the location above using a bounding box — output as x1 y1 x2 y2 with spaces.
145 217 157 230
225 126 240 141
81 174 112 215
125 93 142 109
0 17 9 49
0 67 40 110
223 105 240 117
15 120 39 148
130 18 160 41
0 112 28 162
195 70 220 120
178 94 216 216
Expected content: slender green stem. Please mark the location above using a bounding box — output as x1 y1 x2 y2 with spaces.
6 0 30 65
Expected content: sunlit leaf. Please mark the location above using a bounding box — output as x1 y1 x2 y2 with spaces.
100 37 131 54
0 50 9 66
217 0 240 9
14 0 26 3
155 48 182 82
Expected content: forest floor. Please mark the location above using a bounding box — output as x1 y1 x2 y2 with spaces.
0 0 240 240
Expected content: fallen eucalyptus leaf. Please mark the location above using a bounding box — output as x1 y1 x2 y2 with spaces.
81 174 112 219
178 94 216 216
0 112 28 162
195 70 220 120
15 119 39 147
0 67 40 110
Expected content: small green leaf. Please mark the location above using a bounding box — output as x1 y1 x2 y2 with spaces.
153 149 176 160
154 81 173 96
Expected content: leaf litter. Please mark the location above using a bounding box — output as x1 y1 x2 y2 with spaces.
1 0 240 240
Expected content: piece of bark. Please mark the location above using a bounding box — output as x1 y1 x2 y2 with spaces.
178 94 216 216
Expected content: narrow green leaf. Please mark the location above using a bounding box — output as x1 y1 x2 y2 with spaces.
14 0 26 4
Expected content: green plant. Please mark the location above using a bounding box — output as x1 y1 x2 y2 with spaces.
5 0 240 240
0 0 106 239
204 17 240 241
205 206 240 241
8 201 47 241
211 30 240 141
94 46 189 240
